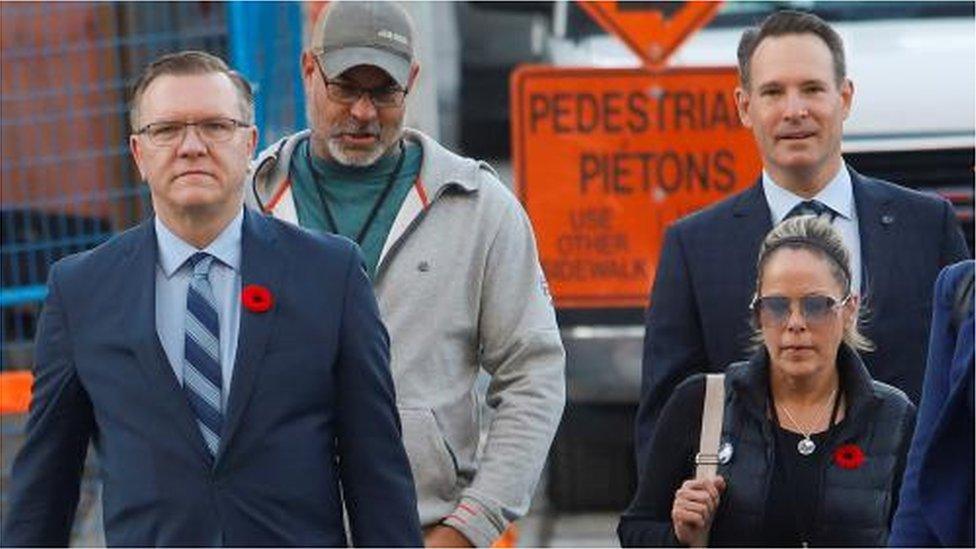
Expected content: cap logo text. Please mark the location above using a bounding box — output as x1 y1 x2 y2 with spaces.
378 29 408 46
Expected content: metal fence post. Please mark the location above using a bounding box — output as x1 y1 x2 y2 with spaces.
226 1 306 148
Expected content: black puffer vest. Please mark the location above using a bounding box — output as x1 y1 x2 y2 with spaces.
708 346 914 546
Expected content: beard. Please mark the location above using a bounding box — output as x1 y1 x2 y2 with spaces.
326 117 404 167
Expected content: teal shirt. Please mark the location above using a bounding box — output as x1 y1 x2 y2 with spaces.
289 137 422 278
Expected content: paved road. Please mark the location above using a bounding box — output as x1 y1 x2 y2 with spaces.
515 470 622 547
519 510 620 547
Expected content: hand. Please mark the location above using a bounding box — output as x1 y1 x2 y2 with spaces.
424 524 474 548
671 475 726 547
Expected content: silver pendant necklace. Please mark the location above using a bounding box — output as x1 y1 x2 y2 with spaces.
777 387 837 456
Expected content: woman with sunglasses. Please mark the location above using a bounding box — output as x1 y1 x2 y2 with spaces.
619 215 916 547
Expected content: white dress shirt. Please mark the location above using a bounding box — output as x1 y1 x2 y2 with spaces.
762 165 863 295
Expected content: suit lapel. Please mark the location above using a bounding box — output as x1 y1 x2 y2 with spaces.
727 181 774 354
732 180 774 258
217 209 284 462
124 220 213 465
851 169 896 301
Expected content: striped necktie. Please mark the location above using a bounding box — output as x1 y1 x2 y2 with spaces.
785 199 837 222
183 252 222 458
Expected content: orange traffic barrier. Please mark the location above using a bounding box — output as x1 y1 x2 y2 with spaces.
0 371 33 414
491 524 519 548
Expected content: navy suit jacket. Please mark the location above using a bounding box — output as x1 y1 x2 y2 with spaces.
890 260 974 547
636 170 969 469
2 209 423 547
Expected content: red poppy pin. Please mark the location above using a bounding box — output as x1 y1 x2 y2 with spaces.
241 284 273 313
833 443 865 470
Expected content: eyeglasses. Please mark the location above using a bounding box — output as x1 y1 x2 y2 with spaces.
134 117 251 147
751 294 851 328
313 56 407 108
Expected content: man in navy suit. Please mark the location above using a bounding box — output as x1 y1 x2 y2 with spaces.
635 10 969 470
891 260 974 547
1 51 422 547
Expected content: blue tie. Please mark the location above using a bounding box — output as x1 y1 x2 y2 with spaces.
786 199 837 222
183 252 222 458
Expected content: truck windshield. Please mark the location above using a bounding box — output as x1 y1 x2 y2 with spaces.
565 1 974 40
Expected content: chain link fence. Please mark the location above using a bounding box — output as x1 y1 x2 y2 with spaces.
1 2 305 543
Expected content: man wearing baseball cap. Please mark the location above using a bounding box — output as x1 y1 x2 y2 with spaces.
246 1 565 547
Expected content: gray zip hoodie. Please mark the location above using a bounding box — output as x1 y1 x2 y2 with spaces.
246 128 565 546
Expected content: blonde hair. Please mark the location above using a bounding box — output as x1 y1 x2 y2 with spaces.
753 215 873 352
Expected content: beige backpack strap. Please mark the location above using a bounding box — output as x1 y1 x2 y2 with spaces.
690 374 726 547
695 374 725 479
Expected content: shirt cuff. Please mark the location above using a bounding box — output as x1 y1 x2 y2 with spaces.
441 495 506 548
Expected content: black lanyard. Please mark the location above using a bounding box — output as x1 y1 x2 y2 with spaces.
306 139 406 246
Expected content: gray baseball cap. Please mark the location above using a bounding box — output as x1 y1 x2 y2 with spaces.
314 1 414 88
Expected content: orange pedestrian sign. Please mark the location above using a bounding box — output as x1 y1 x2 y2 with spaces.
511 66 761 308
577 1 722 67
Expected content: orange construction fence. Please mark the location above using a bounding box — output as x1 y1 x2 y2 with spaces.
0 371 32 414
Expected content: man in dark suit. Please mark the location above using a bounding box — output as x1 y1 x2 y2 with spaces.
1 51 422 547
891 260 974 547
635 10 969 470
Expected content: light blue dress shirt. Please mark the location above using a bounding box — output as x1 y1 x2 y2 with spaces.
762 164 863 295
155 210 243 409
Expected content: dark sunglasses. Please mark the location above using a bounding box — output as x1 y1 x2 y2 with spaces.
750 294 851 327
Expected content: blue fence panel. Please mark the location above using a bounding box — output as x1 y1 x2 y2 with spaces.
228 1 307 148
0 2 305 370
